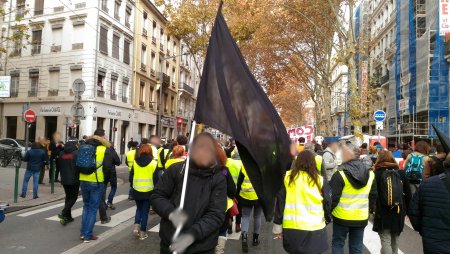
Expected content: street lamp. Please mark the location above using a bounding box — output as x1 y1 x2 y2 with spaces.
157 52 190 138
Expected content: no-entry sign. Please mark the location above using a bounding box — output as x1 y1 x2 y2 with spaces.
23 109 37 123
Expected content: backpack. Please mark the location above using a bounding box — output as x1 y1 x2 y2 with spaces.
379 169 404 213
76 144 99 175
405 153 425 182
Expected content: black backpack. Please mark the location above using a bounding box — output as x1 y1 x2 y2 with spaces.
379 169 404 213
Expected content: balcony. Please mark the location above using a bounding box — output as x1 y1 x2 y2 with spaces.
385 48 395 60
10 49 21 57
111 93 117 100
125 21 130 28
114 14 120 21
51 45 61 53
152 37 156 45
141 63 146 71
158 73 171 87
150 69 156 77
172 82 175 88
31 44 41 55
160 43 164 52
122 97 128 103
178 82 195 95
379 73 390 86
10 90 18 97
97 90 105 97
142 28 147 37
48 89 59 96
139 100 145 109
28 90 37 97
72 43 83 50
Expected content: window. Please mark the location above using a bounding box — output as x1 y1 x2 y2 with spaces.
172 68 176 85
34 0 44 15
99 26 108 54
122 79 128 102
171 96 175 114
49 70 60 91
173 42 177 55
31 30 42 54
111 77 117 97
151 52 156 71
125 6 131 27
141 45 147 68
114 0 121 20
12 31 22 57
52 27 62 52
142 12 148 36
11 76 19 97
160 29 164 48
29 74 39 97
123 40 130 64
152 21 157 39
101 0 108 12
97 73 105 91
140 81 145 104
164 93 168 112
16 0 25 19
112 34 120 59
149 87 154 106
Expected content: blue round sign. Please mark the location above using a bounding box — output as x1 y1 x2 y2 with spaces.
373 110 386 122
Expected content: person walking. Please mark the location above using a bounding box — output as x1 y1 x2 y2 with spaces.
330 143 377 254
273 150 332 254
37 136 49 184
409 154 450 254
429 144 446 177
323 138 339 182
126 141 138 200
57 140 80 225
105 145 121 210
131 144 157 240
403 141 431 194
21 142 47 199
49 132 64 182
372 150 412 254
127 138 134 150
229 149 243 234
98 143 120 223
79 129 111 243
296 137 306 153
151 133 227 254
164 145 186 170
237 157 262 252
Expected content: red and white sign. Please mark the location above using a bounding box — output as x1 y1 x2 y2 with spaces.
23 109 36 123
440 0 450 35
287 125 315 142
360 61 368 105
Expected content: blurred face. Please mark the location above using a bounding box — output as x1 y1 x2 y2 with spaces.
191 135 217 168
290 143 298 158
342 146 355 163
53 133 60 142
150 137 161 146
329 142 338 152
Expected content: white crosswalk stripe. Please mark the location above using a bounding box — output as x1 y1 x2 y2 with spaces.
364 221 405 254
94 206 136 228
45 195 129 222
17 198 83 217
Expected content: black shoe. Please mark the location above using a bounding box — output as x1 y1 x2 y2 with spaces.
33 196 39 199
242 232 249 253
128 196 134 201
101 217 111 224
107 202 116 210
227 224 233 235
20 194 26 198
252 233 260 246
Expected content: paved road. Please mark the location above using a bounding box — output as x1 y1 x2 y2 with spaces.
1 184 423 254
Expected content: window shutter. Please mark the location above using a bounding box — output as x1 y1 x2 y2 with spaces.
112 34 120 59
124 40 130 64
100 26 108 54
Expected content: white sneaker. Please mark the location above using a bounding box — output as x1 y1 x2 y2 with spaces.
133 224 139 237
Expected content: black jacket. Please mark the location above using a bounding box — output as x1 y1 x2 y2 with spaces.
220 166 236 232
103 147 121 182
151 162 227 254
57 142 79 186
49 140 64 159
131 154 154 200
409 169 450 253
274 173 332 254
372 165 411 234
330 159 377 227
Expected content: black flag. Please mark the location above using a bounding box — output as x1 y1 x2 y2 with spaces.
433 125 450 154
194 2 292 220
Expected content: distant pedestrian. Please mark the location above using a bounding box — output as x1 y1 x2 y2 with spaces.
273 150 332 254
388 143 402 159
296 137 306 153
57 140 79 225
79 129 111 243
151 132 226 254
105 145 121 210
150 135 162 158
49 132 64 182
360 143 368 156
429 144 446 177
131 144 157 240
330 143 377 254
21 142 47 199
372 150 412 254
409 154 450 253
323 139 339 181
164 145 186 170
127 138 134 150
98 143 120 223
404 141 431 194
126 141 139 200
37 136 49 184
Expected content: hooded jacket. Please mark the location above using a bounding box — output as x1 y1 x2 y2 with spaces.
131 154 154 200
57 141 79 186
151 161 227 254
330 159 377 227
85 135 116 182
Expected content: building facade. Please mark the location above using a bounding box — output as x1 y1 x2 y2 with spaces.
0 0 136 154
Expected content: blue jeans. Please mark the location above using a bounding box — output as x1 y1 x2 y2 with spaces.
332 222 365 254
134 199 150 231
21 170 40 198
80 181 104 239
107 174 117 204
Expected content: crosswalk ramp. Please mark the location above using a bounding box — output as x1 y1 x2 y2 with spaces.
15 195 136 228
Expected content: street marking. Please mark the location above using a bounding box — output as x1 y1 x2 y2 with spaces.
17 198 82 217
149 223 160 232
364 221 404 254
95 206 136 228
149 221 241 240
405 216 414 230
46 195 128 221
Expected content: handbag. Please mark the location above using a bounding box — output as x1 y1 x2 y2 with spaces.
229 198 239 217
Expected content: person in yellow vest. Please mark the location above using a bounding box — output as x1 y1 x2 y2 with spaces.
165 145 186 170
228 149 243 234
296 137 306 153
131 144 157 240
79 129 111 243
330 143 377 254
272 150 332 253
126 141 138 200
237 159 262 252
304 142 327 177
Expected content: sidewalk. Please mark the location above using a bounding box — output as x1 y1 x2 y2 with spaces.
0 165 129 213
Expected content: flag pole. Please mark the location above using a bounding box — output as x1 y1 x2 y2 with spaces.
172 120 197 252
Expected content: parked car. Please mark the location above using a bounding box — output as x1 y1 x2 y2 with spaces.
0 138 27 158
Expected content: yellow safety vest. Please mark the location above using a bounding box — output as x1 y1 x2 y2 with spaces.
332 170 375 221
315 155 323 173
133 160 157 192
151 145 158 161
283 171 325 231
165 158 185 170
79 146 106 183
157 148 171 168
226 198 234 211
227 158 241 185
239 166 258 200
126 149 136 172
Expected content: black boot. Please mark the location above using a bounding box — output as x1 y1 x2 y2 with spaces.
242 232 249 253
252 233 260 246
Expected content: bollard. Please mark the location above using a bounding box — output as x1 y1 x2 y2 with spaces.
50 159 55 194
14 164 19 203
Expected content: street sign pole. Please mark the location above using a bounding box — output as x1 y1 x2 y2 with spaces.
13 164 19 203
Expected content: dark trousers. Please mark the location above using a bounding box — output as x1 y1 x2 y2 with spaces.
332 223 365 254
39 166 46 184
62 184 79 219
107 174 117 204
134 199 150 231
98 183 108 221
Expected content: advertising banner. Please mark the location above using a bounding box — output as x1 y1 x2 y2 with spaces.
287 125 315 142
440 0 450 35
0 76 11 98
